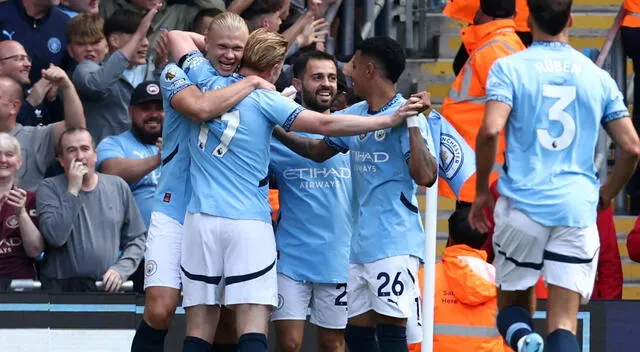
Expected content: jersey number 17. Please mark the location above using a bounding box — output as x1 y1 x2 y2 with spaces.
198 111 240 157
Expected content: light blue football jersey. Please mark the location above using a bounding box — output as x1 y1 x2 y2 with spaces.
324 94 435 264
487 41 629 227
185 69 305 224
270 133 353 283
96 130 160 228
155 63 198 224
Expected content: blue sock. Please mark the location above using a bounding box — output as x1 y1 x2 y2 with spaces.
497 306 534 350
131 319 168 352
376 323 408 352
547 329 579 352
211 343 237 352
237 333 267 352
345 324 379 352
182 336 212 352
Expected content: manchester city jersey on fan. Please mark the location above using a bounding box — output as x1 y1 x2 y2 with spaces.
487 41 629 227
324 94 435 264
155 63 199 224
185 67 305 224
270 134 353 283
96 130 160 227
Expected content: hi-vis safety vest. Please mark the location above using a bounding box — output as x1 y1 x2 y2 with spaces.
439 19 525 203
442 0 530 32
623 0 640 28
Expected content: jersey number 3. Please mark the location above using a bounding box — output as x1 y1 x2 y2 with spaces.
198 111 240 157
537 85 576 151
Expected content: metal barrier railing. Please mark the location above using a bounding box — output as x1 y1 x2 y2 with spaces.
8 279 134 292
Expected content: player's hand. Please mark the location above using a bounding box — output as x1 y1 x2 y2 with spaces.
281 86 297 99
411 91 431 111
6 186 27 216
102 269 123 293
67 159 88 196
41 64 72 90
389 97 424 126
25 78 53 107
468 191 493 233
248 76 276 91
155 137 163 150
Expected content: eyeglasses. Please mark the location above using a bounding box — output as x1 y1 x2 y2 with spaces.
0 54 32 63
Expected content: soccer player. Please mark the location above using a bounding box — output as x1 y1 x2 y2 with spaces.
269 50 352 352
468 0 640 351
130 13 275 352
273 36 438 352
178 29 426 352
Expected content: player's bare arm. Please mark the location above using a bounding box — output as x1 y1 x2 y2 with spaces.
407 91 437 187
600 116 640 209
167 30 206 62
170 76 275 122
272 126 338 163
289 96 425 137
469 100 511 233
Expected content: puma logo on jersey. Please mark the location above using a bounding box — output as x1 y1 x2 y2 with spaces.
2 30 15 40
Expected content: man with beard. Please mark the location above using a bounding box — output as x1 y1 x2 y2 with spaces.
269 50 352 352
97 80 163 228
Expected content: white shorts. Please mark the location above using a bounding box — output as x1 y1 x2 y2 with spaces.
271 273 348 329
180 212 278 308
348 255 423 343
493 197 600 303
144 212 183 290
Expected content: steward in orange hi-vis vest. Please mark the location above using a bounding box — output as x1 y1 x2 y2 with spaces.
440 15 525 203
443 0 530 32
623 0 640 28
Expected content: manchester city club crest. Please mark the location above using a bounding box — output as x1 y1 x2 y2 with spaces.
145 260 158 277
374 129 386 141
47 37 62 54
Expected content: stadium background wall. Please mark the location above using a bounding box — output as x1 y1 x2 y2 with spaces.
0 293 637 351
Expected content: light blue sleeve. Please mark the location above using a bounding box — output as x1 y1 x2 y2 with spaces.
601 72 630 124
400 115 436 162
181 50 218 86
257 90 305 131
96 136 125 170
486 59 515 107
160 64 194 102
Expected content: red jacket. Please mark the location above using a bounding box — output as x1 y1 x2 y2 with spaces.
481 183 622 299
627 215 640 263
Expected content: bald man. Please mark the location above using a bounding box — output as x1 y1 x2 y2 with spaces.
0 41 61 126
0 75 85 191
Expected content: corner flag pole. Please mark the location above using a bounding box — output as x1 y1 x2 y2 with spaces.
422 180 438 352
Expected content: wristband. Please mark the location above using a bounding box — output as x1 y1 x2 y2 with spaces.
406 115 420 128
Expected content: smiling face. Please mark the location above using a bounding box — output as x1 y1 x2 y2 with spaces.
129 100 164 144
296 58 338 113
67 38 108 63
0 41 32 86
205 25 248 77
0 145 21 180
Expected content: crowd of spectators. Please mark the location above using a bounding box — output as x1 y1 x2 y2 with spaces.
0 0 361 293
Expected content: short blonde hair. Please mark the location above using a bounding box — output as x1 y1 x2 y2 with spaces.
207 11 249 36
242 28 288 72
66 13 105 44
0 133 21 160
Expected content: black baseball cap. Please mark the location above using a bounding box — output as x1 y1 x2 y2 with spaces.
130 81 162 106
480 0 515 18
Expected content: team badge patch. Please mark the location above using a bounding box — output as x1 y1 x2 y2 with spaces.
5 215 18 229
440 134 464 180
47 37 62 54
165 70 176 81
145 260 158 277
163 192 172 203
374 129 386 141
